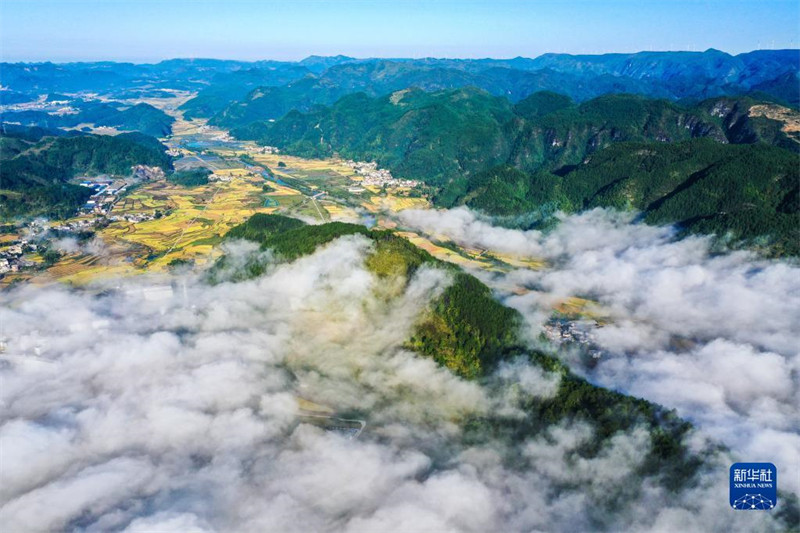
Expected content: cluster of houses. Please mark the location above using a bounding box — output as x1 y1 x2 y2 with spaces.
343 160 419 188
0 240 37 274
542 319 604 359
0 93 71 113
109 212 157 223
252 145 280 154
51 218 95 233
77 165 166 215
197 125 234 142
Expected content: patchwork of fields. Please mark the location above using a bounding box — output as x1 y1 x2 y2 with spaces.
4 101 547 286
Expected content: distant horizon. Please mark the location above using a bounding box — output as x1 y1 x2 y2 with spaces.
3 47 799 66
2 0 797 63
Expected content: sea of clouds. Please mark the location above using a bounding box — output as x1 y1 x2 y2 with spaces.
1 225 794 531
399 207 800 499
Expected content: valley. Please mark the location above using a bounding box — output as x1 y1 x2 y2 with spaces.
2 96 540 287
0 46 798 532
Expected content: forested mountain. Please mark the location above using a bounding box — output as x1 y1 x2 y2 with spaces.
1 51 797 252
233 89 799 254
522 49 800 97
4 50 796 126
92 102 175 136
0 59 308 94
233 88 797 181
179 66 313 118
210 212 743 501
208 61 666 126
0 129 171 218
202 49 798 126
462 140 799 255
233 88 517 188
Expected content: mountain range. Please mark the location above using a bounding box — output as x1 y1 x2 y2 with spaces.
1 50 798 254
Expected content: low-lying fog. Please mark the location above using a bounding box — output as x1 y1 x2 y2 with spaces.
1 209 796 532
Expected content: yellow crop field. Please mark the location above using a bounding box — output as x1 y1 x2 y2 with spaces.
251 153 358 176
39 174 280 282
395 231 494 269
553 297 608 321
296 397 335 415
35 247 140 285
366 195 428 212
266 183 302 196
321 202 360 221
490 252 547 269
133 91 195 112
170 117 209 137
213 168 251 177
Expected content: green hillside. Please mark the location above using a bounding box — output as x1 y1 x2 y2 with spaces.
218 213 519 377
93 103 175 137
0 130 172 218
213 213 730 502
233 91 796 192
463 140 799 255
179 66 313 119
233 87 517 191
232 90 799 253
506 93 727 173
203 51 798 129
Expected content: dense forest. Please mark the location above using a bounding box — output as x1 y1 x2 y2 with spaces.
461 140 800 255
232 89 799 254
2 53 798 254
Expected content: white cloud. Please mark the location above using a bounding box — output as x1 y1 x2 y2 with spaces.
0 229 793 532
399 207 800 496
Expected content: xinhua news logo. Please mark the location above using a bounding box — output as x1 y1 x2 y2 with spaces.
730 462 777 510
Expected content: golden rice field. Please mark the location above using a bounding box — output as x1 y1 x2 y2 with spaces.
36 253 136 285
295 397 335 415
133 91 195 113
19 120 518 287
170 117 210 137
553 296 609 321
394 231 495 270
104 177 276 271
490 252 547 269
250 153 359 177
35 175 278 284
320 202 360 222
366 194 429 212
265 183 303 196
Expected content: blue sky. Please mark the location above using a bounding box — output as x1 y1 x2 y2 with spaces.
1 0 798 62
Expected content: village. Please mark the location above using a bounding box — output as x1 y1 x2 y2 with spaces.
0 92 73 113
77 164 165 215
0 220 48 274
0 240 36 274
344 160 420 188
0 162 170 278
542 318 605 360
